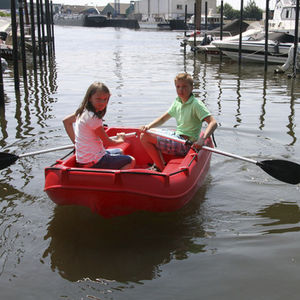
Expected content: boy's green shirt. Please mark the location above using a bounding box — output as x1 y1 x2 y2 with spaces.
168 94 211 141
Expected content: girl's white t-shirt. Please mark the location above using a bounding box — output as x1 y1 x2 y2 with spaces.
74 110 106 164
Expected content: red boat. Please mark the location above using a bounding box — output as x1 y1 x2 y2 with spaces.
44 127 213 218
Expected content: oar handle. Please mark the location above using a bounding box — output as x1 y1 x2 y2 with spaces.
202 146 258 165
18 132 137 158
19 145 74 158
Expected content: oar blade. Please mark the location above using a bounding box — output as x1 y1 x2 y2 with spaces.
0 152 19 170
258 159 300 184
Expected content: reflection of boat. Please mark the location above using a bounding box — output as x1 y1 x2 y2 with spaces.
212 32 295 64
44 127 213 218
43 188 208 282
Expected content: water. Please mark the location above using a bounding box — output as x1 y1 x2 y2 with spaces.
1 26 300 299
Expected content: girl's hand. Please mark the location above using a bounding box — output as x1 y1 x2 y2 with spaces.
116 132 125 142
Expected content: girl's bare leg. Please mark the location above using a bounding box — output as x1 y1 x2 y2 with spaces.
120 156 136 170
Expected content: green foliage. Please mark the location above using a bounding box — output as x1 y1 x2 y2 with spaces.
217 0 263 20
244 0 263 20
217 3 240 20
0 11 10 17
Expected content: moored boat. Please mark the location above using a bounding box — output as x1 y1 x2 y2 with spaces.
44 127 213 218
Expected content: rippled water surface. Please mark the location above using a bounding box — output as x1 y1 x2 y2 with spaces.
1 26 300 299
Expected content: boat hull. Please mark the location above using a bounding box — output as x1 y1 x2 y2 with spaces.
44 127 213 218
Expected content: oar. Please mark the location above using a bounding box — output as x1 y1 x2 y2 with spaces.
0 132 137 170
0 144 75 170
148 129 300 185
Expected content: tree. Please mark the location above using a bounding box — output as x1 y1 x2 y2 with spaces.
217 3 240 20
244 0 263 20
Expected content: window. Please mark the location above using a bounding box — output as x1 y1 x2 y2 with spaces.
177 5 183 10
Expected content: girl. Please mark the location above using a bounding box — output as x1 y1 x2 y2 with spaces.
63 81 135 170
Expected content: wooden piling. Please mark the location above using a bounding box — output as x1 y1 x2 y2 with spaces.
40 0 47 63
220 0 223 40
45 0 52 59
238 0 244 65
10 0 20 90
292 0 299 77
18 0 27 85
264 0 269 71
29 0 37 74
50 1 55 54
36 0 43 67
0 58 4 106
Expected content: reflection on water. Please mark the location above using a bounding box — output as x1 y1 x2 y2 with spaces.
0 180 28 278
256 202 300 234
43 184 209 283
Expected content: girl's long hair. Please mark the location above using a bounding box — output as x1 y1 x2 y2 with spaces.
75 82 110 119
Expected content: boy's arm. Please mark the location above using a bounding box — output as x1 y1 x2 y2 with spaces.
63 113 76 144
193 115 218 150
141 112 171 131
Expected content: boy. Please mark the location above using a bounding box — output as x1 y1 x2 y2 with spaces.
140 73 217 172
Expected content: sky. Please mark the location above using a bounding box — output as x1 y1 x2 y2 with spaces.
52 0 271 10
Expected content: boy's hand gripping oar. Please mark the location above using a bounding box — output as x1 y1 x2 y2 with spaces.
148 129 300 185
0 132 137 170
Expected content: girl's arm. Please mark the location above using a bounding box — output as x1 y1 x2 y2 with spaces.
63 113 76 143
95 126 125 147
140 111 171 131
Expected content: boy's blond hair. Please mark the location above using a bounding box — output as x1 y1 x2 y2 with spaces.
174 73 194 87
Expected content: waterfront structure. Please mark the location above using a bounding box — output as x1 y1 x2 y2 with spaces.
134 0 217 21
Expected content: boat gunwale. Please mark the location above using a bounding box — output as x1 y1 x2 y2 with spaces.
44 154 211 200
45 153 198 178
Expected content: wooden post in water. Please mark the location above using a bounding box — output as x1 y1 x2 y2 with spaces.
292 0 299 77
45 0 52 60
193 2 197 50
0 57 4 106
204 1 207 51
238 0 244 65
184 4 187 37
29 0 37 75
36 0 43 68
18 0 27 86
195 0 202 30
264 0 269 71
220 0 224 59
10 0 20 91
50 1 55 54
40 0 47 63
220 0 223 40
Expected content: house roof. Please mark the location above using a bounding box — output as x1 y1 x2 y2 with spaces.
108 2 131 14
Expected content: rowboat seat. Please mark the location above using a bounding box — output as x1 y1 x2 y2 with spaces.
163 158 183 173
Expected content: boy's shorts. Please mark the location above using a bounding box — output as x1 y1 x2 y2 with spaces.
92 148 132 169
156 130 191 156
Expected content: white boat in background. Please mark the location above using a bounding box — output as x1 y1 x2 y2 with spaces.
187 9 222 30
212 32 295 64
192 22 263 54
1 57 8 73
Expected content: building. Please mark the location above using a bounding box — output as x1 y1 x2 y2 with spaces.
102 2 134 18
0 0 10 10
133 0 217 21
